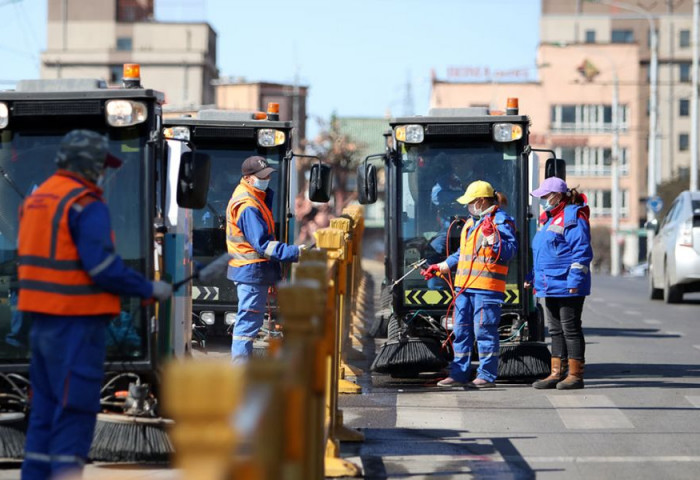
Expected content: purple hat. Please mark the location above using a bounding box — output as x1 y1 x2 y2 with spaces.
530 177 568 198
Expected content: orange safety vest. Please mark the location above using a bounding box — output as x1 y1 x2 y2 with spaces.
226 181 276 268
17 171 121 316
453 212 509 293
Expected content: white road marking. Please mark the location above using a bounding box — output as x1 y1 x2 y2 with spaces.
643 319 661 325
590 297 604 302
685 396 700 408
623 310 641 315
607 302 620 308
693 345 700 351
509 456 700 463
396 392 461 429
547 395 634 429
663 331 684 337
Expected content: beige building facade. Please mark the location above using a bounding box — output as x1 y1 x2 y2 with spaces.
541 0 699 182
431 43 644 267
41 0 217 110
214 81 309 143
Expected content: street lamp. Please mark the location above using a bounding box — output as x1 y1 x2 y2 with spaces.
588 0 659 221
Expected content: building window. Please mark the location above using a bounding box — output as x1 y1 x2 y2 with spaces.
551 104 628 132
680 98 690 117
680 29 690 48
109 65 122 84
611 29 634 43
679 133 689 151
585 30 596 43
680 63 691 82
116 37 132 51
555 146 629 176
583 189 629 217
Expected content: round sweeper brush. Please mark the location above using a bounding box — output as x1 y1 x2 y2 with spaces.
0 412 26 459
89 413 174 463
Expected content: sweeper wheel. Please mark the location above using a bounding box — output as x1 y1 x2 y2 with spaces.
89 413 175 463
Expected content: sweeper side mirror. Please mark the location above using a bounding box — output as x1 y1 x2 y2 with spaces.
308 160 333 203
177 151 211 209
358 154 382 205
544 158 567 181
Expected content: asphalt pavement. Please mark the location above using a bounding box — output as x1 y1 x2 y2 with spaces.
338 274 700 479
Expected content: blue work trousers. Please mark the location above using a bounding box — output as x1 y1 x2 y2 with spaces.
450 291 502 383
231 282 269 362
22 315 107 480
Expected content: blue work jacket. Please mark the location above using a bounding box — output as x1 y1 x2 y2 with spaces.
531 204 593 297
227 189 299 285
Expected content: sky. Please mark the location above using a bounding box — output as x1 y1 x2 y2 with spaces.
0 0 542 133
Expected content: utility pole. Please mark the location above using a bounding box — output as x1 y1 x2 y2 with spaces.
691 0 699 191
611 69 621 276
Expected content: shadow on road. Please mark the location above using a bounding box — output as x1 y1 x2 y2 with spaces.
586 362 700 389
584 327 682 338
341 428 538 480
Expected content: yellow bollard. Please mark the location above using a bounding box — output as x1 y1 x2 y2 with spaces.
277 279 325 480
162 359 245 480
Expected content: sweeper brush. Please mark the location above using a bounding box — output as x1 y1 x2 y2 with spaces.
371 312 452 377
89 414 174 463
0 412 26 459
497 341 551 381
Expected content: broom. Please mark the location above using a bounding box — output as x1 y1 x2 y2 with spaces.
0 412 26 459
90 253 232 462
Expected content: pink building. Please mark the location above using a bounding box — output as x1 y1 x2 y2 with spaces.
431 43 644 267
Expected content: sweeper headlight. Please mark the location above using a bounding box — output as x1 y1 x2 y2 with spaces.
163 126 190 141
0 102 8 129
395 124 424 144
492 123 523 143
200 311 215 325
224 312 236 325
105 100 148 127
257 129 286 147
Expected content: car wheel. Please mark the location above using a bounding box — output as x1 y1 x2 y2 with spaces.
648 262 663 300
663 265 683 304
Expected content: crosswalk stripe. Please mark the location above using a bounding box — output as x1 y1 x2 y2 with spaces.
643 319 661 324
685 396 700 408
547 395 634 429
507 456 700 463
396 393 460 429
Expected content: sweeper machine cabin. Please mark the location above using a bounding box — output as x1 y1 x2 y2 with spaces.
359 98 556 381
0 64 210 461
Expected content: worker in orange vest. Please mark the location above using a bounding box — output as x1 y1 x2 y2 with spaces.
227 156 302 361
422 180 518 388
18 130 172 480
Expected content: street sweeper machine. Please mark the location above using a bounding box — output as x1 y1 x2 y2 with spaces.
164 107 331 345
359 99 553 381
0 64 211 460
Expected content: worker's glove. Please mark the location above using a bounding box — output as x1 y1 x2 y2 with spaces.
420 264 441 280
480 217 496 246
151 280 173 302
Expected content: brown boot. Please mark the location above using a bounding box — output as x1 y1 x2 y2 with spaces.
556 359 584 390
532 357 566 389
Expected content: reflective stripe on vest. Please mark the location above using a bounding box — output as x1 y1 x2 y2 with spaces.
453 213 509 292
17 172 121 316
226 181 276 268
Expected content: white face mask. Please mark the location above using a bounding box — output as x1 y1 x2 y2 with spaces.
251 177 269 191
468 201 483 218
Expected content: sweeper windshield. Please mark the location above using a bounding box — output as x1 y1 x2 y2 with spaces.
0 124 151 365
397 141 524 307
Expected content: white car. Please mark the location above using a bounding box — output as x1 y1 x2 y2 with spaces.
648 190 700 303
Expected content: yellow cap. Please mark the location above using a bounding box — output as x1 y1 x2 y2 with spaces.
456 180 494 205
